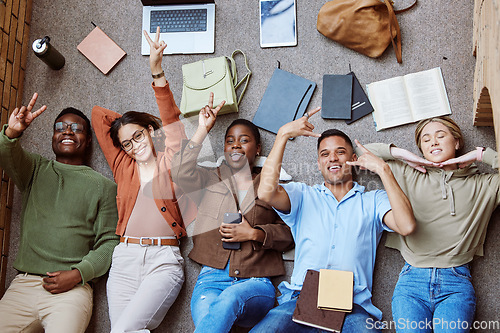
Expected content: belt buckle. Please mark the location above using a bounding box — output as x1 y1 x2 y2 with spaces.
139 237 152 246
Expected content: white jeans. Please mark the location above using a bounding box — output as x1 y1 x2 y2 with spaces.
107 242 184 333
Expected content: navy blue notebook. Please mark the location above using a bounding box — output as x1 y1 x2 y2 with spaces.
321 74 353 120
253 68 316 135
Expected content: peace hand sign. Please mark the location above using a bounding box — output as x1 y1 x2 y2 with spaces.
6 93 47 138
143 26 168 74
198 92 226 133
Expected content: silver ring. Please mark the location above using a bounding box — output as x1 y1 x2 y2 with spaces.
304 112 310 119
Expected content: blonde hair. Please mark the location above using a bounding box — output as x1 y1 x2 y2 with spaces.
414 116 464 153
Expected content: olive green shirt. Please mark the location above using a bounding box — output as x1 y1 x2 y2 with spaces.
363 143 500 268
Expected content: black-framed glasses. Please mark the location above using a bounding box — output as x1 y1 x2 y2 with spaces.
121 129 146 151
54 122 85 133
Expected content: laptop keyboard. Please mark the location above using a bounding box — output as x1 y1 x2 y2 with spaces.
150 9 207 33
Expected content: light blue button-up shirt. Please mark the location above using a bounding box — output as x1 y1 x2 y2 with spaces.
276 181 392 320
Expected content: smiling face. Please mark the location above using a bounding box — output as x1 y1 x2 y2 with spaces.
419 121 459 163
117 123 156 164
52 113 91 165
224 124 261 171
317 136 356 185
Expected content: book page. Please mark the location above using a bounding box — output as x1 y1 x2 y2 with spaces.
404 67 452 121
367 77 413 130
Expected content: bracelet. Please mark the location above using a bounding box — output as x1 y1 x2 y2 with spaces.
152 70 165 79
476 147 485 161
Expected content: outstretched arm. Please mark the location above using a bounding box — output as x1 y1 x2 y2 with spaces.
258 107 321 212
347 140 416 236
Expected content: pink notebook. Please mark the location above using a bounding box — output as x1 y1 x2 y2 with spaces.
77 27 126 75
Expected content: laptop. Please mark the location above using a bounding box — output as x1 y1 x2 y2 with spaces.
141 0 215 55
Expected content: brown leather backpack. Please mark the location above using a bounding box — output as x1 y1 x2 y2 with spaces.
317 0 417 63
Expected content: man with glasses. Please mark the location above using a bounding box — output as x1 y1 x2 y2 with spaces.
0 93 119 333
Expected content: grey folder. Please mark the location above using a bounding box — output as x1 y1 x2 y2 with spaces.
321 74 353 120
253 68 316 135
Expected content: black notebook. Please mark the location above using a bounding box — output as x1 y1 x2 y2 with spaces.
292 270 346 332
253 68 316 135
321 74 353 119
346 71 374 124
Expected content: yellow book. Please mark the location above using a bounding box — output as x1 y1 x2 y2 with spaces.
317 269 353 312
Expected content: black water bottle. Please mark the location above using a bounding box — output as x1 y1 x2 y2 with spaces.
32 36 65 70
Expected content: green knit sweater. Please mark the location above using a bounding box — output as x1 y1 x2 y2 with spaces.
0 125 119 284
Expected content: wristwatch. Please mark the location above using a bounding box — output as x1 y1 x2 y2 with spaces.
152 70 165 79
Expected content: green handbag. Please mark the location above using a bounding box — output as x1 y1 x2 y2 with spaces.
180 50 251 117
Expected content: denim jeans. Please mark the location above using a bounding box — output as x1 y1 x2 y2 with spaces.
392 262 476 333
191 264 276 333
249 290 381 333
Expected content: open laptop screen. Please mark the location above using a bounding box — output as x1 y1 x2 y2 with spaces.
141 0 215 5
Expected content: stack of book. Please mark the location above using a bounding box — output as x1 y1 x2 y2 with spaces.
321 72 374 124
292 269 353 332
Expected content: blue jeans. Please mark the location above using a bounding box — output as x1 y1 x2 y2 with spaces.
392 263 476 333
249 290 381 333
191 264 276 333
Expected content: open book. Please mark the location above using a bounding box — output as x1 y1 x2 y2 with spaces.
367 67 451 131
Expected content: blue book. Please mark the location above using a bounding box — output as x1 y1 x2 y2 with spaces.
253 68 316 135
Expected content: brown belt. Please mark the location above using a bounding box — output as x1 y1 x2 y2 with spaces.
120 237 179 246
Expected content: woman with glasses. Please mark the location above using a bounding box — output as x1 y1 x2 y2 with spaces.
91 28 195 333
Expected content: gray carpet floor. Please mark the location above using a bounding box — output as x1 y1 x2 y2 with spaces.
5 0 499 332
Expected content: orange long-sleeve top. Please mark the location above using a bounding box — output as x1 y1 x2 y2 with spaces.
91 82 196 238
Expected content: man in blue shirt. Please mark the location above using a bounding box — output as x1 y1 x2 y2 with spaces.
251 108 416 333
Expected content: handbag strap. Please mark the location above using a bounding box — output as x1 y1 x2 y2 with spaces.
384 0 402 63
229 50 252 105
385 0 418 63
